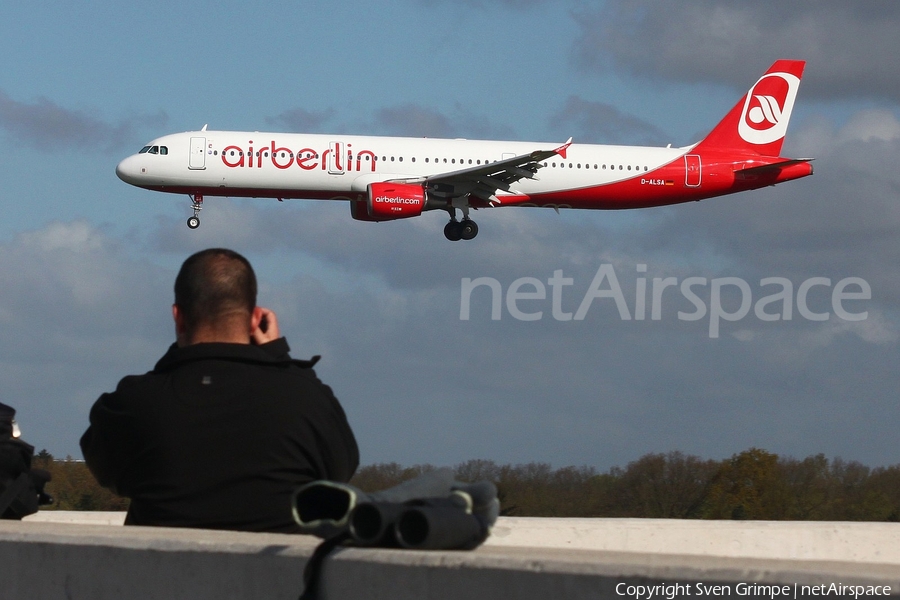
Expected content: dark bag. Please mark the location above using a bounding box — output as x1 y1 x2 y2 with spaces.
0 402 52 519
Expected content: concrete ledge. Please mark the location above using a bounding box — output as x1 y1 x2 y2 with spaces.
4 517 900 599
490 517 900 564
25 510 127 526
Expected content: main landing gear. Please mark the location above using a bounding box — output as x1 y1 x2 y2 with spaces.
186 194 203 229
443 207 478 241
444 219 478 241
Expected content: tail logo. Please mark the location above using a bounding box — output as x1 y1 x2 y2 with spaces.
738 71 801 147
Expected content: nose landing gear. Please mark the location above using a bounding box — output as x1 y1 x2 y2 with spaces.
187 194 203 229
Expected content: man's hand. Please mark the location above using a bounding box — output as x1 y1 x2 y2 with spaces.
251 307 281 345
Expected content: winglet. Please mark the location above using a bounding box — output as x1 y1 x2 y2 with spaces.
555 137 573 159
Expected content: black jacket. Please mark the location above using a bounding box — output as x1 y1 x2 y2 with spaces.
80 338 359 532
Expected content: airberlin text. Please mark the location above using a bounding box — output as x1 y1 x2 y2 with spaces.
459 264 871 338
615 582 890 599
221 141 377 172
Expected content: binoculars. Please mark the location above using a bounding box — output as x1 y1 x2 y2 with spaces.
348 491 488 550
292 468 499 550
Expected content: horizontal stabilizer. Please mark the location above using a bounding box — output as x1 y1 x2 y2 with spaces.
735 158 814 176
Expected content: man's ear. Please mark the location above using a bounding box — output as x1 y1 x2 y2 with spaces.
173 304 188 346
250 306 264 334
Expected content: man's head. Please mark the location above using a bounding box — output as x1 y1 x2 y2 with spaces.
172 248 260 346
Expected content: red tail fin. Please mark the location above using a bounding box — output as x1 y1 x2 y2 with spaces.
693 60 806 157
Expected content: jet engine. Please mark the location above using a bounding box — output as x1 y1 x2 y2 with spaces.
351 182 427 221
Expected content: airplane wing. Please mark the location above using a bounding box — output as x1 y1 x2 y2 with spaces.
390 138 572 206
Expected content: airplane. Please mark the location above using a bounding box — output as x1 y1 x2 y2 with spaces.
116 59 812 241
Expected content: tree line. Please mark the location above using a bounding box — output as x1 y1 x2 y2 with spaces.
32 450 129 511
32 448 900 521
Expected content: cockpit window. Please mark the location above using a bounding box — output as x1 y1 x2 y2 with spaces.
138 145 168 155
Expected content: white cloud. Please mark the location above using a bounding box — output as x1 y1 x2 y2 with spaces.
835 110 900 145
0 221 172 454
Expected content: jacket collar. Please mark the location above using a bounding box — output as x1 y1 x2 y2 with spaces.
153 340 292 372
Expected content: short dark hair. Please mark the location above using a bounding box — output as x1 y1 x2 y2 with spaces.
174 248 257 331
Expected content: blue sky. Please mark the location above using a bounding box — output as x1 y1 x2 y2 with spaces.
2 1 899 471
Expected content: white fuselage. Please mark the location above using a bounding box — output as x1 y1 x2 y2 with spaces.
117 130 687 204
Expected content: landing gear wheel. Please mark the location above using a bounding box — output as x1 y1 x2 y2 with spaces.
444 220 463 241
460 219 478 240
187 216 200 229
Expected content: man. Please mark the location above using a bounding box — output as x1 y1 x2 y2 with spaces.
2 402 52 519
80 248 359 532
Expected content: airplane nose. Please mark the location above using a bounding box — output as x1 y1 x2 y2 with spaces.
115 155 143 184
